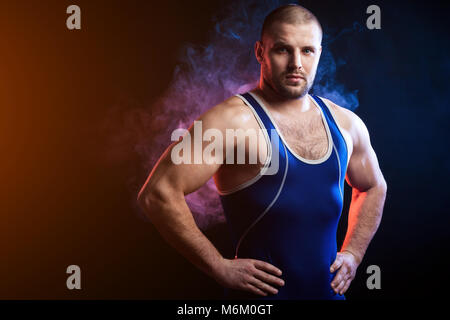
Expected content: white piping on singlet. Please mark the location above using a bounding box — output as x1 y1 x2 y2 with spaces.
333 143 344 200
320 98 350 169
216 94 273 196
250 91 333 165
234 142 289 259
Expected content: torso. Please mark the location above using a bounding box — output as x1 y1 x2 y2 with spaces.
268 96 329 160
214 92 353 193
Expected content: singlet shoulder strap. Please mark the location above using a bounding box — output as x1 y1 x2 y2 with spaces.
310 95 334 122
310 95 345 140
236 92 276 133
310 94 349 169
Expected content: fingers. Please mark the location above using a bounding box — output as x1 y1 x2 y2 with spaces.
248 277 279 295
331 264 355 295
340 278 352 295
334 273 349 294
253 268 285 289
329 252 359 295
330 254 344 273
331 264 350 293
248 260 284 296
253 260 282 276
245 283 268 296
331 263 346 287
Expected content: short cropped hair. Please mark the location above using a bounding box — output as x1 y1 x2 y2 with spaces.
260 4 323 42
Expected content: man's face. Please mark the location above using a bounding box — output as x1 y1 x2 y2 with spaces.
256 21 322 99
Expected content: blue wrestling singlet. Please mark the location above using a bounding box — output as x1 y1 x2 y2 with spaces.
217 91 349 300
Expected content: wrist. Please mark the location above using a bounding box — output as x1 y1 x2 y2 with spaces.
211 257 229 285
341 249 363 265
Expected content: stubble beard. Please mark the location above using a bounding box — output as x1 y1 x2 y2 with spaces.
277 77 311 99
263 64 314 99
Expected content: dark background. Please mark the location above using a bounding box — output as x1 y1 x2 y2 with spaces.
0 0 449 299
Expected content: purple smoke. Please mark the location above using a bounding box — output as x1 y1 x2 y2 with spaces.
102 0 362 231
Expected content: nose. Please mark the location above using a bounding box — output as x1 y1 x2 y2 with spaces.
289 50 302 70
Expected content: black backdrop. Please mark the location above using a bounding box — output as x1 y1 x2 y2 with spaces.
0 0 449 300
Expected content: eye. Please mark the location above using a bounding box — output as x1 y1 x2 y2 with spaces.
276 47 288 53
303 48 314 54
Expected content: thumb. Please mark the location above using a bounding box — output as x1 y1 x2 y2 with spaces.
330 254 343 273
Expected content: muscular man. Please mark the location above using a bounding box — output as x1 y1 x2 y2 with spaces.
137 4 387 300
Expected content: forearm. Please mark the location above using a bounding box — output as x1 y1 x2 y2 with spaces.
341 183 387 264
139 190 225 280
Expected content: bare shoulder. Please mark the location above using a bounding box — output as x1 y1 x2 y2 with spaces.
198 95 257 131
320 97 371 148
320 97 360 130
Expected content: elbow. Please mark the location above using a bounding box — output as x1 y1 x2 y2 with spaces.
356 178 387 197
137 187 162 219
136 190 148 210
136 187 148 207
137 183 179 221
372 173 387 194
371 178 387 196
380 177 387 193
372 178 387 203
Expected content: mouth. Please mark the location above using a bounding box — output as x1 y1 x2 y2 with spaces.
285 74 305 84
286 74 305 80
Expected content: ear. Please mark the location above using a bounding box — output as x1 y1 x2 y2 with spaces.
254 40 264 64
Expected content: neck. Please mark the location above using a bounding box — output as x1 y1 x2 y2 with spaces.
252 77 312 113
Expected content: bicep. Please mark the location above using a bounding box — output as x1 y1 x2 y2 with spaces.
139 106 230 199
154 140 222 196
345 116 386 192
